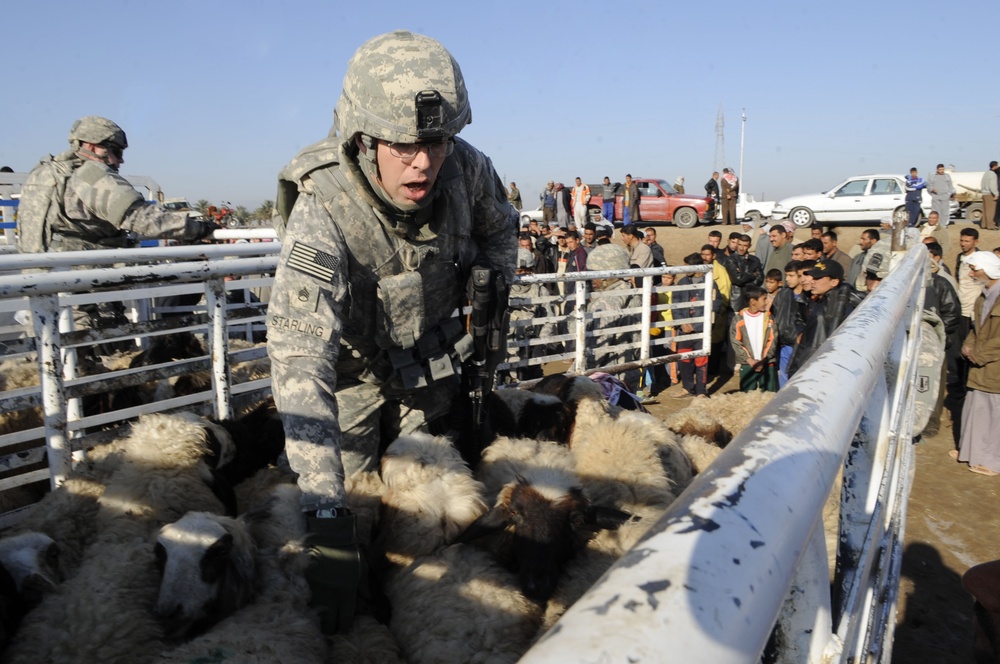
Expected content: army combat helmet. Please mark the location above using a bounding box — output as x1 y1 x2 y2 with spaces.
335 31 471 212
68 116 128 150
68 116 128 171
335 30 471 146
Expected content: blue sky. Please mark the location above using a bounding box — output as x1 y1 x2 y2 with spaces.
3 1 996 209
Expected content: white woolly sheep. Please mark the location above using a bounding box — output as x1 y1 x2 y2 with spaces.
570 398 695 492
377 433 543 664
664 389 776 446
377 432 488 565
3 412 229 664
677 433 724 474
0 533 61 603
0 532 62 648
155 483 326 663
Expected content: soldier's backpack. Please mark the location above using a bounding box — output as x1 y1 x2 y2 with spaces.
16 154 76 253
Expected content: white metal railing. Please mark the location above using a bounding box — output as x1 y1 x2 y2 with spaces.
0 242 278 497
521 245 928 663
500 264 714 383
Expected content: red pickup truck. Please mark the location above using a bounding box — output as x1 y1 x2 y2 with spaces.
588 178 716 228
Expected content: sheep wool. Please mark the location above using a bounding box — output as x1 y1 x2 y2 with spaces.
378 434 542 664
385 543 542 664
155 483 326 664
379 433 488 564
4 413 228 664
327 615 406 664
475 437 578 504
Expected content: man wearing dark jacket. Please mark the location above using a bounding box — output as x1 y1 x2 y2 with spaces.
771 260 807 387
705 171 720 206
724 234 764 311
786 259 863 377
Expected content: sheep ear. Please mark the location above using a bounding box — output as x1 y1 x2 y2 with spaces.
584 505 634 531
454 507 510 544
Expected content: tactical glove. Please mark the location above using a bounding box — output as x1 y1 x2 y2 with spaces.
193 220 220 241
304 510 361 635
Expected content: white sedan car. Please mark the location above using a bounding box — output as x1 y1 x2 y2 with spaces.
770 174 952 227
518 205 545 226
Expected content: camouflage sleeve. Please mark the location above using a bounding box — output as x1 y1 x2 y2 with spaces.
119 202 204 240
456 139 517 282
70 160 198 239
266 193 350 510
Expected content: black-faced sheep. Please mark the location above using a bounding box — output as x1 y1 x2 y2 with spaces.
153 512 257 640
377 433 543 664
537 404 690 632
155 483 326 663
460 436 631 602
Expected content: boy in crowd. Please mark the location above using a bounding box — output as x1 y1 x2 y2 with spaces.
764 268 783 311
731 285 778 392
771 261 807 387
800 238 824 260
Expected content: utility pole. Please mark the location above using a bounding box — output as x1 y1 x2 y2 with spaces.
713 104 725 173
739 109 746 199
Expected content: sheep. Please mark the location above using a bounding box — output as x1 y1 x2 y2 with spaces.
486 388 572 443
570 398 695 492
377 432 488 565
676 433 725 474
327 615 405 664
0 357 43 438
154 482 326 664
537 407 688 632
460 436 631 602
3 412 229 664
153 512 257 640
664 389 776 446
6 477 104 578
377 433 543 664
0 532 61 648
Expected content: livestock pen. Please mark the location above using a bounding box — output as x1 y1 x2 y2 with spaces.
0 234 928 662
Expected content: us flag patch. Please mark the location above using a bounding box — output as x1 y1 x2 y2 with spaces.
287 241 340 283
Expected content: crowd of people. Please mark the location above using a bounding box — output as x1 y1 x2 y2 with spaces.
510 209 1000 471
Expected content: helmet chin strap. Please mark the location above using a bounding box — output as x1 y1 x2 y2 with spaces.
356 134 435 217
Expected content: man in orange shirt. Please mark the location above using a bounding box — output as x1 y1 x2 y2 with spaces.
571 176 591 227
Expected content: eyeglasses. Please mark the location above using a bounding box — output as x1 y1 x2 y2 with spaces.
385 139 454 162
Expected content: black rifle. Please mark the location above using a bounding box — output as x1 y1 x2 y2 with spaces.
465 265 509 436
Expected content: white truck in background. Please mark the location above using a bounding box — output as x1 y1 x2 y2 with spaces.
946 169 989 222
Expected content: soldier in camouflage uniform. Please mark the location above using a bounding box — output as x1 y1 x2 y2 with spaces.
504 248 558 382
17 116 216 253
266 31 516 631
16 116 217 349
576 244 641 385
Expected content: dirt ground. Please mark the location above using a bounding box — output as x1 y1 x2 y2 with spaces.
633 219 999 661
